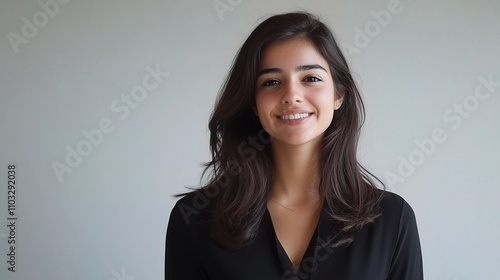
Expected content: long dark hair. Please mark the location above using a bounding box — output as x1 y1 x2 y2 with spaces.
182 12 384 248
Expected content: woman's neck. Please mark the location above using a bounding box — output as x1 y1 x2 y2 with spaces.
270 139 322 204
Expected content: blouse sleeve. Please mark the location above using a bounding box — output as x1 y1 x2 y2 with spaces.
387 199 424 280
165 201 208 280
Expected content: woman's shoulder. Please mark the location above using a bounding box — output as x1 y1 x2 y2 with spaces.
169 189 218 234
379 190 416 213
376 189 419 231
168 191 212 229
372 190 423 277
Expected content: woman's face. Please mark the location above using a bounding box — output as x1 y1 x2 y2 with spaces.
255 38 342 147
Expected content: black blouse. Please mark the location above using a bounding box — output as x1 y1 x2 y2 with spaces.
165 190 423 279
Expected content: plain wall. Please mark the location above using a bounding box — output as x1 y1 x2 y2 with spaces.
0 0 499 279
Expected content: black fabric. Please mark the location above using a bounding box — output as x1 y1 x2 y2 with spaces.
165 190 423 280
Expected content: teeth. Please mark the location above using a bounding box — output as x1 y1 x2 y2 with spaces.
280 113 310 120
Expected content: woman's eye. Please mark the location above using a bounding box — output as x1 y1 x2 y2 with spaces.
304 76 322 82
261 79 280 87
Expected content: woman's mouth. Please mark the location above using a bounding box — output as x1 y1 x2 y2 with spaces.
278 113 313 120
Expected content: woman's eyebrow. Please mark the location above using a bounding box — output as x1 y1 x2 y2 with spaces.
257 64 328 77
297 64 327 72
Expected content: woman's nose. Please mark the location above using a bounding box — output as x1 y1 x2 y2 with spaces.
281 82 303 104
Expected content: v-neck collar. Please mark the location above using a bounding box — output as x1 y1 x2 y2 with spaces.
264 200 333 275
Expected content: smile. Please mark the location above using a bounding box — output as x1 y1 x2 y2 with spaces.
278 113 312 120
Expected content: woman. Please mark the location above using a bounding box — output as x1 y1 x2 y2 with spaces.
166 12 423 279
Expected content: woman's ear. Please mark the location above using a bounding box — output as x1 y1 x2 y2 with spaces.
334 91 344 110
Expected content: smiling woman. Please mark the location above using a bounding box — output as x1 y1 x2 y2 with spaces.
255 38 339 147
166 12 423 280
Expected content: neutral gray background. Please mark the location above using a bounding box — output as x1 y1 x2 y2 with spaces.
0 0 499 279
